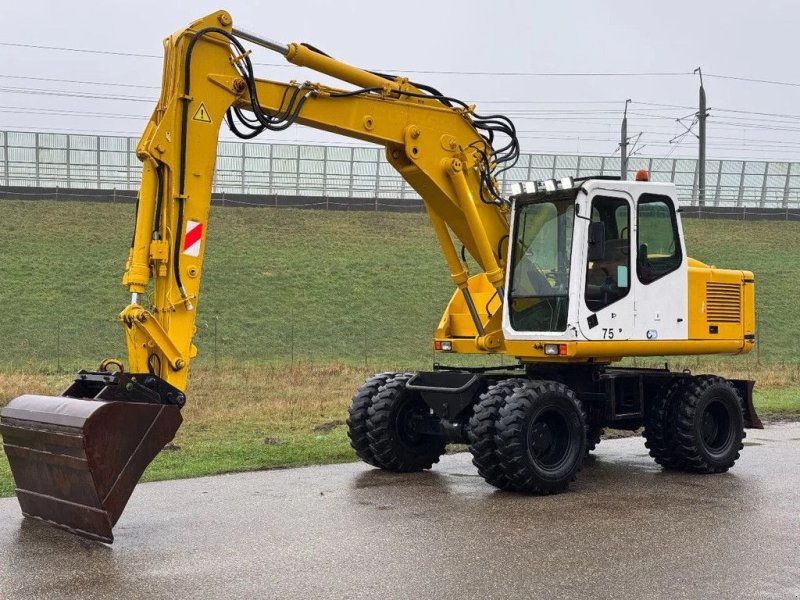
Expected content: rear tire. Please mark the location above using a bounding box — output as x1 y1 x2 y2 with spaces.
495 381 586 494
367 374 446 472
468 378 527 491
347 373 395 467
643 380 686 470
673 376 745 473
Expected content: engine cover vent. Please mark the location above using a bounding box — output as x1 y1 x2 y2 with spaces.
706 282 741 323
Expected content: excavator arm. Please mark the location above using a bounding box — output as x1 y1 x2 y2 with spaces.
123 11 516 392
0 10 518 542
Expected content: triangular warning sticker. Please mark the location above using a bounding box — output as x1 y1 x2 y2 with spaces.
192 103 212 123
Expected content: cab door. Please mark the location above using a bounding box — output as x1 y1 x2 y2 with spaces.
631 193 688 341
577 192 635 341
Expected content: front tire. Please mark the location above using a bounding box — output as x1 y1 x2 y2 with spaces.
495 381 586 494
367 374 446 472
673 376 745 473
468 378 527 491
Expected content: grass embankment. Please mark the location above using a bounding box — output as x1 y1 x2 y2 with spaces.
0 201 798 496
1 201 798 370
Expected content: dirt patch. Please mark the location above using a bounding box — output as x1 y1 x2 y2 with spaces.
313 419 345 433
263 437 282 445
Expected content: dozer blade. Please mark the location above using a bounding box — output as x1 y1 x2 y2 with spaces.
0 394 181 543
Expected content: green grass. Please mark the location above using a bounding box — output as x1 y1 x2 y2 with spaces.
0 201 798 371
0 201 457 371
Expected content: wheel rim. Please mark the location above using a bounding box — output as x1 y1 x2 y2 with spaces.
700 399 734 455
394 396 426 449
526 408 572 471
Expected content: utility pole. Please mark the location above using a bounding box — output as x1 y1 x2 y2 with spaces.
695 67 707 206
620 99 631 179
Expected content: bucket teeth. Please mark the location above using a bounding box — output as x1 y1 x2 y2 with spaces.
0 394 182 543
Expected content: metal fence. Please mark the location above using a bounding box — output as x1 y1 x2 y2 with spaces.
2 129 800 209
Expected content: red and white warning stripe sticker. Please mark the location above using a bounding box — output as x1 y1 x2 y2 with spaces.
183 220 203 257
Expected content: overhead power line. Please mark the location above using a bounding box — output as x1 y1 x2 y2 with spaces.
0 41 161 59
705 73 800 88
0 86 154 102
0 73 160 89
6 39 800 89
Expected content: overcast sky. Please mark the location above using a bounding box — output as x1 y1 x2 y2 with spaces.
2 0 800 160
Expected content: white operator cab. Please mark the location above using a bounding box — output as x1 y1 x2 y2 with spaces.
502 177 689 346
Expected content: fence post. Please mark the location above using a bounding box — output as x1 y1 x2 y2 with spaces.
736 160 746 208
669 157 677 187
66 133 71 189
295 144 301 197
96 135 101 189
268 143 274 196
782 162 792 213
3 131 8 186
322 144 328 198
374 150 381 209
241 142 246 195
759 161 769 208
35 132 40 187
127 136 133 190
347 146 354 199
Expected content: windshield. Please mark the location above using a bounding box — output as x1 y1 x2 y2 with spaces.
509 198 575 332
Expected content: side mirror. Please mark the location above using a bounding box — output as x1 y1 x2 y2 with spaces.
587 222 606 261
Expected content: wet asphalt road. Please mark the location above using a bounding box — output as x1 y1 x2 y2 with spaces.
0 423 798 600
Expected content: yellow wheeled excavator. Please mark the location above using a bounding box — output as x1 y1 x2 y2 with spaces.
0 11 762 543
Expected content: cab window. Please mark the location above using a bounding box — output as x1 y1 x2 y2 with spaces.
585 196 630 312
509 198 575 332
637 194 682 284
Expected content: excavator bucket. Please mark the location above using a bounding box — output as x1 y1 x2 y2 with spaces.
0 371 183 543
